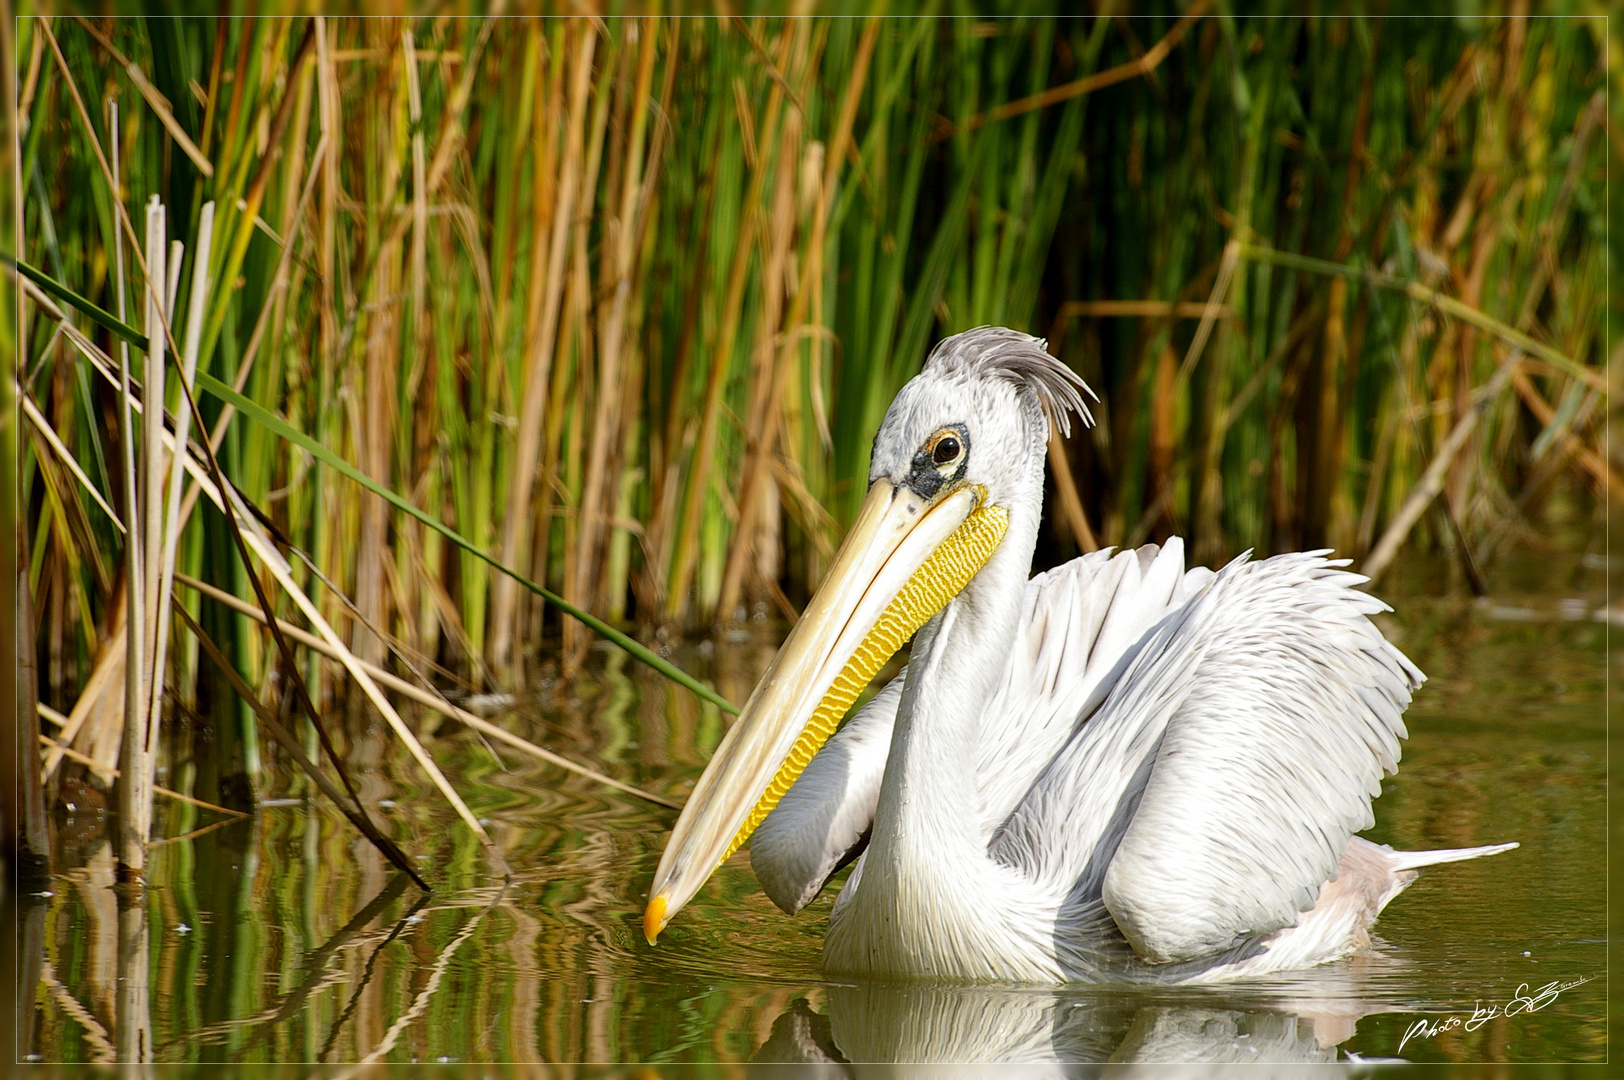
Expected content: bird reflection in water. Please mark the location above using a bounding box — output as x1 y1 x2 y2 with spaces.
751 981 1372 1070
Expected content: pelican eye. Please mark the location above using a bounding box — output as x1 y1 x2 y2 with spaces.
905 426 970 497
924 428 967 475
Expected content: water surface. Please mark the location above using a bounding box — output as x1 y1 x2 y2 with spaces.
21 546 1608 1066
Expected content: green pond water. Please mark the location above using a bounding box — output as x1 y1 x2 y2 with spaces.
19 542 1609 1068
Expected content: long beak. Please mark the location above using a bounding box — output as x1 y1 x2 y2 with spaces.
644 478 1008 943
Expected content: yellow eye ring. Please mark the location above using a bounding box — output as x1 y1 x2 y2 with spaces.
925 428 965 471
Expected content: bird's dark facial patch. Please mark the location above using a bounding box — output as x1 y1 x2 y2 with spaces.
904 424 970 499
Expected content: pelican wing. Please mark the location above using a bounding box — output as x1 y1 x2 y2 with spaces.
974 540 1212 835
1003 550 1421 965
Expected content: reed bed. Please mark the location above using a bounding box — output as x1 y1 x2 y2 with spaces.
14 14 1611 864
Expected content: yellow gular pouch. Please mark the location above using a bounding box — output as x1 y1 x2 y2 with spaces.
717 499 1011 867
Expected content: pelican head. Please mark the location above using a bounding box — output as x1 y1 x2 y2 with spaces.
644 327 1094 943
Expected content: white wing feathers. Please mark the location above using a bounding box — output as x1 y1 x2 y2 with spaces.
974 541 1211 834
1096 552 1422 964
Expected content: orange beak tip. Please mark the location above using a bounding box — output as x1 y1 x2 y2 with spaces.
643 895 667 946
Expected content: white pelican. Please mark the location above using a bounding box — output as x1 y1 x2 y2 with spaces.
645 326 1515 983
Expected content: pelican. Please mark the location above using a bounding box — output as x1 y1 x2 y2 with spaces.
645 326 1515 983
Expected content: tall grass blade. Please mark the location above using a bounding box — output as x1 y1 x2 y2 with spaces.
108 99 147 882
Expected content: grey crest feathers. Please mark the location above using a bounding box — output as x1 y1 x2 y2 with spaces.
924 326 1097 438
